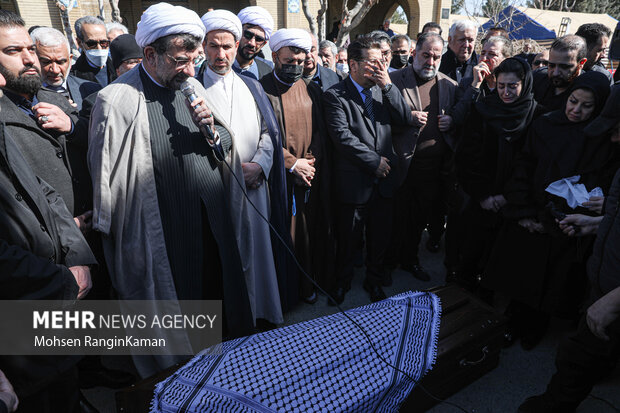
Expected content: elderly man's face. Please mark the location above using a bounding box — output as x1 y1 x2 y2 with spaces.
379 40 392 65
412 39 443 80
531 50 549 71
448 27 476 63
117 58 142 76
547 48 584 90
205 30 238 75
36 42 71 87
336 50 347 64
79 23 109 50
479 41 505 72
107 28 124 43
147 37 199 90
237 24 266 62
0 25 41 97
318 47 335 70
304 36 319 75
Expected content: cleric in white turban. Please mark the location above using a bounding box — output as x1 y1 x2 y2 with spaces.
200 10 242 41
135 2 205 48
269 28 312 53
237 6 274 40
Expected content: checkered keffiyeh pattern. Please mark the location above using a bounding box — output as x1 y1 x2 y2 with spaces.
151 291 441 413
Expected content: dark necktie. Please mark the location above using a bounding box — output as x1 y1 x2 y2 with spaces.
362 88 374 123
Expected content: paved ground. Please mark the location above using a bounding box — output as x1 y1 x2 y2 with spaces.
84 231 620 412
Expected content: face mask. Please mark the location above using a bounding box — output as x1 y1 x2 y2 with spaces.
391 54 409 69
276 63 304 84
85 49 108 68
336 62 349 73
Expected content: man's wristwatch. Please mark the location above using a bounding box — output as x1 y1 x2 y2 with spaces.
382 83 393 93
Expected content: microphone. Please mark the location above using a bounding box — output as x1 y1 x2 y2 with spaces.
180 80 224 161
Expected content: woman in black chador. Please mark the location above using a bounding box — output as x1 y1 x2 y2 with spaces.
456 58 540 289
484 71 615 350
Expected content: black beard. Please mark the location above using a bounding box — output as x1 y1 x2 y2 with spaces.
239 45 258 61
0 64 41 96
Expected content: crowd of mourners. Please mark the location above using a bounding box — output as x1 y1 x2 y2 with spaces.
0 3 619 412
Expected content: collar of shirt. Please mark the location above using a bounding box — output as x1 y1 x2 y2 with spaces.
204 66 234 101
349 76 372 102
3 89 39 116
140 63 166 88
43 76 69 92
313 65 322 81
232 59 260 79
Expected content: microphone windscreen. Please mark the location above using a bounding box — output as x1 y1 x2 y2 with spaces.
180 81 195 98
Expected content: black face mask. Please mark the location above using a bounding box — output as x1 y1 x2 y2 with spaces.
391 54 409 69
276 63 304 84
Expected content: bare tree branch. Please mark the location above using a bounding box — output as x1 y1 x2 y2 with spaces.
109 0 121 23
301 0 318 36
335 0 380 46
55 1 78 52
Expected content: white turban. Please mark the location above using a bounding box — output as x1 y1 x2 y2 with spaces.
201 10 242 41
135 3 205 48
269 28 312 53
237 6 274 40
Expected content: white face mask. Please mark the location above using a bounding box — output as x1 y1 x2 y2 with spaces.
85 49 108 68
336 62 349 73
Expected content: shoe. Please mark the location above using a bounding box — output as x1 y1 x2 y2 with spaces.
363 279 386 303
79 366 136 389
302 292 317 304
402 264 431 282
425 239 440 253
518 394 577 413
328 287 346 306
80 391 100 413
381 272 393 287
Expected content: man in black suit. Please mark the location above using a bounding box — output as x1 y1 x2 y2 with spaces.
70 16 115 86
439 20 478 83
0 11 96 412
323 36 414 304
304 32 341 91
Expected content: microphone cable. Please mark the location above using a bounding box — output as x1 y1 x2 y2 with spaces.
220 157 471 413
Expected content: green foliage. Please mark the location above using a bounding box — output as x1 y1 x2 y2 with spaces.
391 6 408 24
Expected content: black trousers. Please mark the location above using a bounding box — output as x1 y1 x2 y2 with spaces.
389 165 443 268
545 298 620 408
334 189 392 289
16 367 79 413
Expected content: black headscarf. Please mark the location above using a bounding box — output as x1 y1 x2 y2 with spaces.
545 70 611 126
475 57 537 142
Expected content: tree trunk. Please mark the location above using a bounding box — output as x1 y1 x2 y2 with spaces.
97 0 105 20
317 0 328 41
335 0 380 47
301 0 318 36
110 0 122 23
56 2 78 53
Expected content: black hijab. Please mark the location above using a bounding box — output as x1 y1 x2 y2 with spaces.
533 71 613 191
475 57 537 142
545 70 611 126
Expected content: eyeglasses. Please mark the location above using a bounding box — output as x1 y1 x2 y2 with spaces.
84 39 110 48
165 53 193 69
243 30 266 44
533 59 548 66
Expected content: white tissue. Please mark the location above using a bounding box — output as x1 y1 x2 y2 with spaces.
545 175 603 209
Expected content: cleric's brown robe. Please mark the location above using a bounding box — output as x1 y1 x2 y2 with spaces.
260 72 335 294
